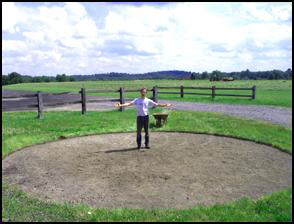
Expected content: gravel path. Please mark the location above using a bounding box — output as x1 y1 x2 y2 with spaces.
2 90 292 128
159 100 292 129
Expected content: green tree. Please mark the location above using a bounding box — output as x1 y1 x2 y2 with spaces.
43 76 51 82
285 68 292 80
272 70 284 79
32 77 42 82
2 75 10 85
56 74 61 82
240 69 250 80
61 74 67 82
201 71 208 80
210 70 222 81
8 72 23 84
22 76 33 83
267 71 274 80
56 74 68 82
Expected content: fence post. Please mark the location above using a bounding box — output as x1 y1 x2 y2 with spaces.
153 86 158 102
37 91 43 119
252 85 256 100
119 87 125 111
212 86 216 100
81 88 86 114
180 85 184 98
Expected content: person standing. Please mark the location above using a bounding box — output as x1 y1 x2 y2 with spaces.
115 87 172 150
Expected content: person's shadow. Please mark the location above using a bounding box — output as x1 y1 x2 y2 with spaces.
104 147 138 153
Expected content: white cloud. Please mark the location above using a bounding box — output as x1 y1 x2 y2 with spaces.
236 2 292 22
36 5 74 41
2 2 292 75
74 17 99 38
64 2 87 21
2 2 18 33
2 39 27 54
271 4 292 21
242 3 273 21
260 49 290 59
23 31 45 42
59 38 84 49
239 22 292 51
104 4 173 35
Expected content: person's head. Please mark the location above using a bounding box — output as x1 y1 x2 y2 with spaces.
140 87 147 98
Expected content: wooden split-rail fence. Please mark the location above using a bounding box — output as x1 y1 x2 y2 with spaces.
2 85 256 119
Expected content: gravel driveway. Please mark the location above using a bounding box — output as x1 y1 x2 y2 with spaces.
159 100 292 129
2 90 292 129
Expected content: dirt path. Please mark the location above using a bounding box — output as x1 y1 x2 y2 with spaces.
2 90 292 128
2 132 292 209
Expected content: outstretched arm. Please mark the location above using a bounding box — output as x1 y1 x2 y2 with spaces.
115 102 134 107
153 103 173 107
157 103 172 107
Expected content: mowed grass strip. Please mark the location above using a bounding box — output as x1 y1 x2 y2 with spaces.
2 182 292 222
3 80 292 107
2 109 292 222
2 109 291 157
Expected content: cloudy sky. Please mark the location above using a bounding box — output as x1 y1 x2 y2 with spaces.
2 2 292 76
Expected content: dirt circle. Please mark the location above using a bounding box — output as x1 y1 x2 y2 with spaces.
2 132 292 209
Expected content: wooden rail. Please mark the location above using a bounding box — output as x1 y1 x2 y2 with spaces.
42 92 78 96
2 93 37 98
182 93 212 96
2 85 255 118
182 87 212 90
86 90 118 93
44 100 82 107
86 99 120 103
157 85 256 100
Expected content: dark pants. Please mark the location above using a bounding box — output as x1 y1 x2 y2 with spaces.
137 115 149 147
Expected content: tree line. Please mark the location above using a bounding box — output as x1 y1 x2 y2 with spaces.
190 69 292 81
2 73 75 85
2 69 292 85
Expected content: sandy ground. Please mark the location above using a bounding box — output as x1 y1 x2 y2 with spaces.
2 132 292 209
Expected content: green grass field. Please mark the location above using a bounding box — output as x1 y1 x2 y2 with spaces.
2 80 292 107
2 108 292 222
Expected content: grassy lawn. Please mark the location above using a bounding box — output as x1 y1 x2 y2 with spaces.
2 108 292 221
2 80 292 107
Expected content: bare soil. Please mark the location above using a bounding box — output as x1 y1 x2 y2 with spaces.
2 132 292 209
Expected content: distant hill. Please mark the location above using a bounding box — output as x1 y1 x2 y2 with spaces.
71 70 192 81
